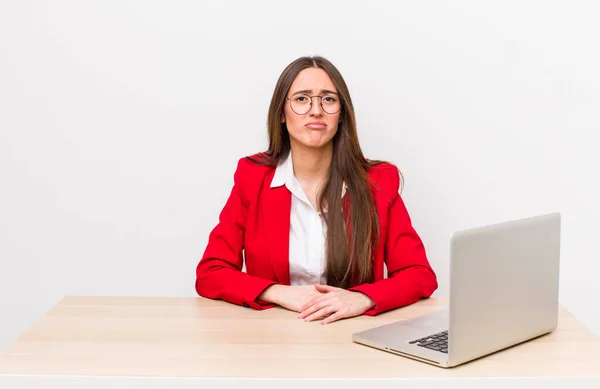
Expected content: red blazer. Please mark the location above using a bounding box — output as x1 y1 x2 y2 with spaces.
195 155 438 315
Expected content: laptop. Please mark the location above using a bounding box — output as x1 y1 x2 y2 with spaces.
352 212 561 368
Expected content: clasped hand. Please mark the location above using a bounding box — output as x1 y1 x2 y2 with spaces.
276 284 375 324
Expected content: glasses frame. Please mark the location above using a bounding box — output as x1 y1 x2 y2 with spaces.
285 93 342 115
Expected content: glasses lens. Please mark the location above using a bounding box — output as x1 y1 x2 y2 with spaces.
321 94 341 114
290 94 311 114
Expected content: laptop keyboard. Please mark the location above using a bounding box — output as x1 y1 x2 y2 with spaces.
409 330 448 353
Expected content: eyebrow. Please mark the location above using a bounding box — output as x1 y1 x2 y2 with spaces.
291 89 339 96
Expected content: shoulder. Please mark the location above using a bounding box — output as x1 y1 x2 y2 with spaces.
232 152 276 195
234 152 271 177
367 161 401 202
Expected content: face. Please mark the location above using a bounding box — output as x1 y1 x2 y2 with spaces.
282 67 342 150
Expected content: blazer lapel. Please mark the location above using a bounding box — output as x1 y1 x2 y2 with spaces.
263 183 291 285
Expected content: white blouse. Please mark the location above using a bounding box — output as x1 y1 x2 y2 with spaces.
270 152 346 286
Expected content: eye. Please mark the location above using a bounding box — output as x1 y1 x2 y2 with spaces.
295 96 308 102
323 96 337 103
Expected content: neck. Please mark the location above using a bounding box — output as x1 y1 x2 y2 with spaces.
289 141 333 184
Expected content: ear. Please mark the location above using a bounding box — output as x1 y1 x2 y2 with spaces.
281 114 286 123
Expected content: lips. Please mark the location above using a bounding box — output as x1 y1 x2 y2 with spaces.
305 121 327 129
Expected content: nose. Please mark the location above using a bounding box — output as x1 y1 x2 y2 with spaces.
308 96 324 116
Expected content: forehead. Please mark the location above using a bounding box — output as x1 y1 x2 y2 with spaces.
289 67 337 93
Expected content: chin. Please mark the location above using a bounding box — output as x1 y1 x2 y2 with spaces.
301 139 333 149
305 144 328 150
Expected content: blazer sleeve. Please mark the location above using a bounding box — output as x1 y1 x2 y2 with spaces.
195 158 277 310
349 166 438 315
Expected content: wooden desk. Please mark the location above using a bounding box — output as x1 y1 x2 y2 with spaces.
0 296 599 388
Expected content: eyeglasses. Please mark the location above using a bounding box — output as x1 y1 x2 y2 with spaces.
285 93 342 115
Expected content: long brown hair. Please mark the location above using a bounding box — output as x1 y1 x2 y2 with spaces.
248 56 387 289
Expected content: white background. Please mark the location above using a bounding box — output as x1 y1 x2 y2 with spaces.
1 0 598 350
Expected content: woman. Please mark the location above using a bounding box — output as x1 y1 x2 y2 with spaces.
195 56 437 324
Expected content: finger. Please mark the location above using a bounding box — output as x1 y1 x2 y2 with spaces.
304 305 336 322
314 284 336 292
298 296 319 314
321 311 345 325
298 293 334 313
298 294 333 318
298 295 335 319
